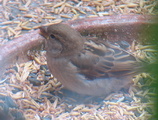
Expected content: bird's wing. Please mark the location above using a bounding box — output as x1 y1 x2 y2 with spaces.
71 40 141 80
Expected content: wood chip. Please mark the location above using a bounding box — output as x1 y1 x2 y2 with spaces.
54 1 65 8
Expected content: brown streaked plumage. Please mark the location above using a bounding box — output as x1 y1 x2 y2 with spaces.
40 23 145 96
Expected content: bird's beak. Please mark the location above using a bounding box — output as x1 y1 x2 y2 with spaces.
39 26 49 39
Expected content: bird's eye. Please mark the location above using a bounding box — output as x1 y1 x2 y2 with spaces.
50 34 56 39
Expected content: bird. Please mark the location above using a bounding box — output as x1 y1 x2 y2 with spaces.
39 23 147 96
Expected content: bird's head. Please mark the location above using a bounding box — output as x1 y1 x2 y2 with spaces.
40 23 84 58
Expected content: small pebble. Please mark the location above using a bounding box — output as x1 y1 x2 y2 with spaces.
28 77 41 86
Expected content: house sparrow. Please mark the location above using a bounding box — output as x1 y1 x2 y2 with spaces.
40 23 145 96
